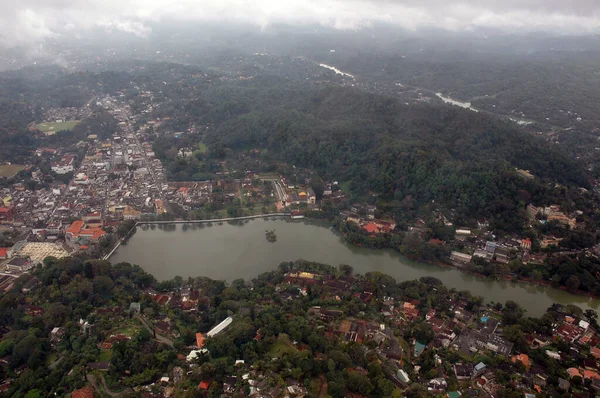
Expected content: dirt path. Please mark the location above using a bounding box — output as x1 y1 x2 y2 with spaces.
318 374 328 398
87 373 131 397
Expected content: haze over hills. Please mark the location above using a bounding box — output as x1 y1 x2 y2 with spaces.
4 1 600 397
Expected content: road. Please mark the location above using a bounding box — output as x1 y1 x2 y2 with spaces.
135 314 174 348
87 373 131 397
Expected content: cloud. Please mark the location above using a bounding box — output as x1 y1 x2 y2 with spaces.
1 0 600 48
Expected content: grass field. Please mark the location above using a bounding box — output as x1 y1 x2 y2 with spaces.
98 349 112 362
269 334 298 358
339 181 352 196
197 142 208 153
0 164 26 178
36 120 80 132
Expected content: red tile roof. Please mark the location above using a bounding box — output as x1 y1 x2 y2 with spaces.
199 381 210 390
66 220 85 235
0 248 8 258
71 386 94 398
196 333 205 348
362 223 379 234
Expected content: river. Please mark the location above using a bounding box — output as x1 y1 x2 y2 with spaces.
319 63 355 79
109 218 600 317
436 93 479 112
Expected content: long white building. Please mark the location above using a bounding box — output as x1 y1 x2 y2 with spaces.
207 317 233 338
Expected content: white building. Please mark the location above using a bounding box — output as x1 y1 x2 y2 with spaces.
207 317 233 338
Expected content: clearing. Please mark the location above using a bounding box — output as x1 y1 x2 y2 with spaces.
36 120 80 132
0 164 26 178
196 142 208 153
269 334 298 357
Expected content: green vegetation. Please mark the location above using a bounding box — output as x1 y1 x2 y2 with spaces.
35 120 80 133
265 229 277 242
0 164 25 178
1 256 588 397
152 77 588 233
196 141 208 153
268 334 297 357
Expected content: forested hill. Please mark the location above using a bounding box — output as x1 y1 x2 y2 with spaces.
184 80 588 227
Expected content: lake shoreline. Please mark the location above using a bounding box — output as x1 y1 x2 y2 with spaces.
109 217 600 316
111 213 600 302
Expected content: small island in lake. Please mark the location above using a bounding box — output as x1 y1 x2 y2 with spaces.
265 229 277 242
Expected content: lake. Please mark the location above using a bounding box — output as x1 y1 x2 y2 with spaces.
109 218 600 317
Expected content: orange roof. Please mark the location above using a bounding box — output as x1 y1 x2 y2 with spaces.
591 346 600 359
199 381 210 390
567 368 582 378
72 386 94 398
299 192 307 196
0 248 8 257
80 245 89 250
583 369 600 380
67 220 85 234
196 332 205 348
362 223 379 234
79 228 106 240
512 354 531 370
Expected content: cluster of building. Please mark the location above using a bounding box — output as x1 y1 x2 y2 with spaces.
280 268 600 397
341 203 397 235
41 106 92 125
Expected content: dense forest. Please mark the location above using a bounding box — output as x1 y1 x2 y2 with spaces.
149 75 589 231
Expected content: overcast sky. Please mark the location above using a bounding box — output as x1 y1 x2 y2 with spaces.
2 0 600 48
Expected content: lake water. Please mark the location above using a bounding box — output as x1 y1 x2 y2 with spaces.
110 218 600 317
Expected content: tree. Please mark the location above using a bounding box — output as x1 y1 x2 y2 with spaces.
502 301 525 325
565 275 581 292
339 264 353 276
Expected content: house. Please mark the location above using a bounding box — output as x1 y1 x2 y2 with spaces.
0 248 10 260
512 354 531 370
521 239 532 250
558 378 570 391
129 302 141 314
199 381 210 390
196 333 206 348
71 386 94 398
25 305 43 317
87 361 110 371
50 327 65 344
473 362 487 377
454 363 472 380
290 210 305 219
51 155 75 174
526 204 539 219
450 251 472 264
7 257 33 272
123 205 142 220
363 223 380 234
319 308 343 321
0 207 13 221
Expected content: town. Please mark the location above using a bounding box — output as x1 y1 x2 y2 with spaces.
5 258 600 397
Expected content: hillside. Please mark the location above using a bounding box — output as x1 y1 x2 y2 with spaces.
171 80 589 230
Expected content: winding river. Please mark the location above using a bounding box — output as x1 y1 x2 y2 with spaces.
109 219 600 317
